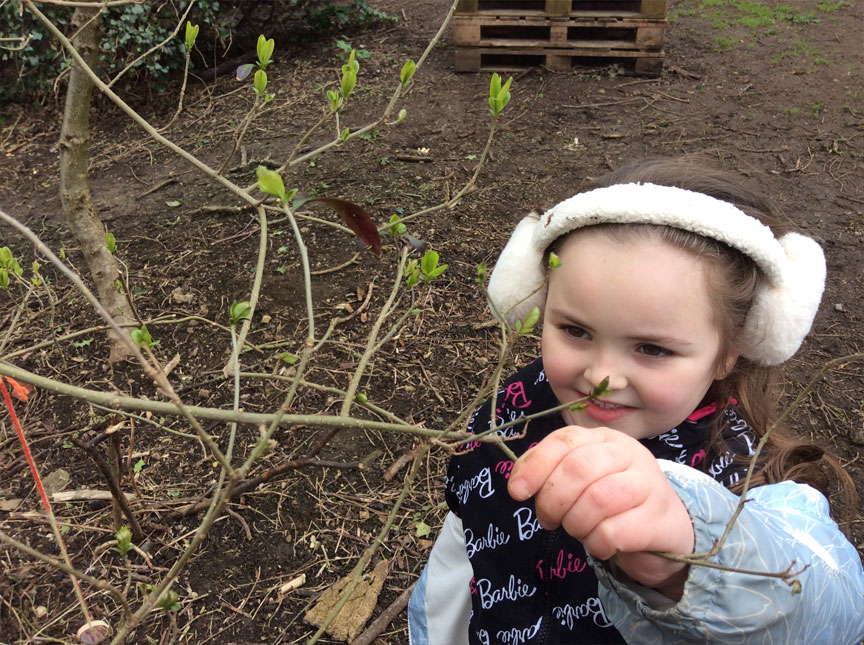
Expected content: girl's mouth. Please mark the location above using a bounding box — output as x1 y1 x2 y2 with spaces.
574 392 634 424
592 399 625 409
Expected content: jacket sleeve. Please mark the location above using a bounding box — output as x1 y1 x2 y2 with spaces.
593 459 864 644
408 512 472 645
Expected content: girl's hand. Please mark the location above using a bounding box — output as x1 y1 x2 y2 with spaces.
507 426 695 598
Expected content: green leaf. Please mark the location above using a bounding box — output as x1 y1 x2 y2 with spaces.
166 200 180 207
133 458 145 473
327 89 340 111
515 307 540 336
184 21 199 51
340 66 356 100
255 166 287 202
130 325 153 348
278 351 299 364
104 232 117 254
569 402 587 411
548 252 561 269
420 250 439 276
257 34 275 67
0 268 8 290
73 337 94 348
488 73 514 116
490 72 501 98
229 300 252 326
475 263 487 283
0 246 13 269
340 126 350 142
387 214 407 237
115 526 133 556
254 69 267 96
158 589 181 613
590 377 610 399
415 520 432 537
400 59 415 86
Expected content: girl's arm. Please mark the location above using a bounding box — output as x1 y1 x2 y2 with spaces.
594 460 864 644
407 512 472 645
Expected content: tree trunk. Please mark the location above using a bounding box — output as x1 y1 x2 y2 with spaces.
59 7 135 362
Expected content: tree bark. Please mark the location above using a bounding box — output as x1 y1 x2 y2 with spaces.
59 6 135 362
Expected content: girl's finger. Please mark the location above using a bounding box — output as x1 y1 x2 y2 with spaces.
532 441 631 530
559 469 647 541
508 426 606 501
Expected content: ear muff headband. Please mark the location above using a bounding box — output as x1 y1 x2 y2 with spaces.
486 183 826 366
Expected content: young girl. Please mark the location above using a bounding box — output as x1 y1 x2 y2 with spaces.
408 159 864 644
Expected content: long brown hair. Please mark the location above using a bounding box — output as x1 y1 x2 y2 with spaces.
577 157 857 521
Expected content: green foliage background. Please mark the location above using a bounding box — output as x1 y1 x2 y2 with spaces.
1 0 392 104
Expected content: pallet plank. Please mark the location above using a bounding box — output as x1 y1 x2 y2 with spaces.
458 0 664 18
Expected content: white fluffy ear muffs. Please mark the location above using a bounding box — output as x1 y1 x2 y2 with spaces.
486 183 826 366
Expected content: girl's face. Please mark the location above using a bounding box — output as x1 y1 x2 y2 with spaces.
541 231 736 440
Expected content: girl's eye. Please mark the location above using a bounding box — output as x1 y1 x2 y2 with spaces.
639 344 672 357
563 325 590 340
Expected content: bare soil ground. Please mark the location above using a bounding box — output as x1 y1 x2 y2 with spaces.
1 0 863 643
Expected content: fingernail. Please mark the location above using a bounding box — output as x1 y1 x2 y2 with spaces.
509 478 530 501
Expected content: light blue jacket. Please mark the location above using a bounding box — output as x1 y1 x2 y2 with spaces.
409 460 864 644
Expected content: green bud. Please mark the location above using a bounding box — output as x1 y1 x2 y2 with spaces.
515 307 540 335
158 589 181 613
400 59 416 86
254 69 268 96
255 166 287 202
115 526 133 556
105 232 117 254
131 325 153 348
184 21 199 51
257 34 275 67
229 300 252 326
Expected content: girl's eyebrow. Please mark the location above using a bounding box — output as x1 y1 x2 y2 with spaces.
547 308 593 331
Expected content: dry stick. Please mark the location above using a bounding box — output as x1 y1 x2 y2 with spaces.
349 581 416 645
72 438 144 542
659 352 864 583
0 530 131 621
236 200 316 479
307 444 429 645
162 45 192 131
340 248 410 416
217 97 261 175
224 204 269 376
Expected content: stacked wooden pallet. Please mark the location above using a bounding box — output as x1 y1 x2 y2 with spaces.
453 0 668 75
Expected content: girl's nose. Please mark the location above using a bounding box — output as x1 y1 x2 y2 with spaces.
584 361 627 391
